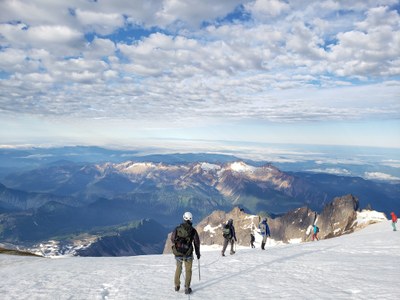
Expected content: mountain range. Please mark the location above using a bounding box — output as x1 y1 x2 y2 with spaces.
2 159 398 216
0 147 399 255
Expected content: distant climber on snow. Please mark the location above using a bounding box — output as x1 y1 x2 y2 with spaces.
390 212 397 231
250 232 255 248
221 218 237 256
312 224 319 241
258 218 271 250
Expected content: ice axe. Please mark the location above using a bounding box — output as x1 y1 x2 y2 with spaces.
198 259 201 281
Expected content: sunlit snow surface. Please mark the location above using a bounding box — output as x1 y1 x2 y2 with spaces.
1 221 399 299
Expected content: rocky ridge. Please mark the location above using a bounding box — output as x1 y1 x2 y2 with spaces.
163 194 387 253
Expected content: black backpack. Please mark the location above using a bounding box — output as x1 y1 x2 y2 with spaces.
172 223 194 256
222 224 231 239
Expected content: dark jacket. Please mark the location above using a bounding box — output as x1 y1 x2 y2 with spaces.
250 233 255 242
171 221 200 258
225 223 237 241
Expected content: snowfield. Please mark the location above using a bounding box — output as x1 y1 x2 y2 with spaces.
1 220 399 299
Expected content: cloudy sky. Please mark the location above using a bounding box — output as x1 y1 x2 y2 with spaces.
1 0 399 149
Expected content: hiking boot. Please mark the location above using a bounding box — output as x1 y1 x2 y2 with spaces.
174 286 180 292
230 251 235 255
221 252 225 256
185 287 192 294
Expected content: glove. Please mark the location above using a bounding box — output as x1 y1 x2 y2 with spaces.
197 254 201 259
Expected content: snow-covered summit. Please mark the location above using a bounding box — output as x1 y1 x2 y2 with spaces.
228 161 256 173
200 162 221 172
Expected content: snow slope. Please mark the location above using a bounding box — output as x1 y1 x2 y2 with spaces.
1 221 399 300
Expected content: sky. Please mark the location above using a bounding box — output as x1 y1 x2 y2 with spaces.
0 0 400 149
1 216 399 299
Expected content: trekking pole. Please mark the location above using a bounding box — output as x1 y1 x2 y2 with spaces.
198 259 201 281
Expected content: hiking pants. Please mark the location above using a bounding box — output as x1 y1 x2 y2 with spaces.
222 238 234 254
392 222 397 231
174 256 193 288
262 235 267 244
261 235 267 249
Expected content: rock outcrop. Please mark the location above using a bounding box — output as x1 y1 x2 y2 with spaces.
317 194 359 239
164 207 255 254
163 194 386 253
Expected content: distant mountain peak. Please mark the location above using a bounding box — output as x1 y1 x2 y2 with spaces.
227 161 254 173
199 162 221 172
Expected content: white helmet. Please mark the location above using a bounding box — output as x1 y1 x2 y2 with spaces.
183 212 193 221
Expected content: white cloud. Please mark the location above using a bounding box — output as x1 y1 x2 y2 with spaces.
307 168 352 176
155 0 246 28
51 58 108 74
103 70 119 80
0 0 399 147
315 158 365 166
75 9 124 35
16 73 54 83
28 25 83 44
0 48 27 72
245 0 290 20
364 172 400 181
381 160 400 169
0 23 85 56
84 38 116 59
356 6 400 30
285 21 326 59
326 6 400 77
0 0 79 28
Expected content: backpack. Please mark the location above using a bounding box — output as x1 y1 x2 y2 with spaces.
172 223 194 256
259 222 267 235
222 224 231 239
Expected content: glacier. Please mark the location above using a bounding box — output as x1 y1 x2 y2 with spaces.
0 220 399 299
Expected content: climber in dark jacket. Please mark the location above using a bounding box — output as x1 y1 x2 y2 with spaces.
171 212 200 295
250 232 255 248
221 218 237 256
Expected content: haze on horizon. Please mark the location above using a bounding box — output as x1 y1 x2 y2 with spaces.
0 0 399 149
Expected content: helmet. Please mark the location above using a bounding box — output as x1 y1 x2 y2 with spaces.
183 212 193 221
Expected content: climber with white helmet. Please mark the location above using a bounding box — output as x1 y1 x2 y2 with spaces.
171 211 201 295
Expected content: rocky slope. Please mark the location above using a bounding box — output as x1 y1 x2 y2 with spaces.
75 219 169 257
163 194 387 253
0 183 80 211
20 219 170 257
